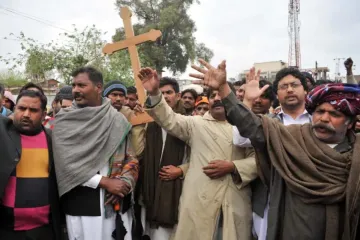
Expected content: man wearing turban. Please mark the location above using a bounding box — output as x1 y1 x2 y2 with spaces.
190 59 360 240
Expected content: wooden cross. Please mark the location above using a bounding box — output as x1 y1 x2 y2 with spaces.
103 6 162 125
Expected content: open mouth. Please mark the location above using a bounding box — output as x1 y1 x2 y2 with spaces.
316 127 329 133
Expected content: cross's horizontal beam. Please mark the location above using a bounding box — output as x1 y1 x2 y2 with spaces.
102 29 161 55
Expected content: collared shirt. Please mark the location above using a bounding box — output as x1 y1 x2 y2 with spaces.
278 109 311 125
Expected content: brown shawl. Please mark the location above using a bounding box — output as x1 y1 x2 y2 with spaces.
142 100 187 228
257 116 360 240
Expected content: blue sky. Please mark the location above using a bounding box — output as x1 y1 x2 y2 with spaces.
1 0 359 80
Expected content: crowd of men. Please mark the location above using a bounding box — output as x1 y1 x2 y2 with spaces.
0 57 360 240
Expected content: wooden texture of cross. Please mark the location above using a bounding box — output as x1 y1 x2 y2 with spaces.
103 6 162 125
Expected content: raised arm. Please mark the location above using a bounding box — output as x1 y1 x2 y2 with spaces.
139 68 194 142
345 58 358 84
190 61 268 149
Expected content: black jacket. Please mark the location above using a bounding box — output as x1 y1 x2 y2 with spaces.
0 115 63 239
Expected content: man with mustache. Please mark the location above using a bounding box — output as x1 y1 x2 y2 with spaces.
181 88 198 115
233 68 310 240
103 81 133 121
103 81 146 157
0 90 63 239
191 59 360 240
53 67 139 240
138 67 256 240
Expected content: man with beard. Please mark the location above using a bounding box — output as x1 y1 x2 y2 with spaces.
139 76 188 240
191 59 360 240
103 81 145 158
0 90 63 239
53 67 139 240
103 81 134 121
272 67 310 123
138 67 256 240
251 80 275 115
126 86 138 110
181 89 198 115
233 67 311 240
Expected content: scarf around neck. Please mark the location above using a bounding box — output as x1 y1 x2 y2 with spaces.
257 116 360 240
53 98 131 196
142 99 187 228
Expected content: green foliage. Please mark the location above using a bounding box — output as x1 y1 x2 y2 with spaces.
114 0 213 75
0 71 28 88
1 25 134 86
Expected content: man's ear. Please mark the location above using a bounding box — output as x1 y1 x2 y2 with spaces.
96 83 103 95
42 110 47 121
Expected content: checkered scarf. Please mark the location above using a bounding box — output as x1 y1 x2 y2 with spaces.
305 83 360 116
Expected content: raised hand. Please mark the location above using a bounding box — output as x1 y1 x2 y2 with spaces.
138 67 160 96
243 67 269 103
190 59 227 90
344 58 353 71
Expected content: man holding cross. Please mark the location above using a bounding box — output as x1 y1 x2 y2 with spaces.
191 59 360 240
138 67 256 240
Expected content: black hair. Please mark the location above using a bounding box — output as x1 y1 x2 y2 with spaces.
159 77 180 93
127 86 137 95
273 67 308 93
0 83 4 96
71 66 103 86
272 98 280 109
19 82 45 95
53 94 61 103
233 79 246 87
301 72 316 86
207 82 236 99
17 90 47 111
181 88 198 100
259 80 275 101
314 79 335 86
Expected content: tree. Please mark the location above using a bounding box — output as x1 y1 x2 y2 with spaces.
0 71 28 88
114 0 213 76
1 25 134 85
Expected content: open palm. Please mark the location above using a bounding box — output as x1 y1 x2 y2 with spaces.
138 67 160 95
190 59 227 90
244 67 269 102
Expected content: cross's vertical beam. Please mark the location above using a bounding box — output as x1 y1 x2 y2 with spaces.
120 7 146 104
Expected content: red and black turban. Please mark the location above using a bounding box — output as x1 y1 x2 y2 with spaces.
305 83 360 116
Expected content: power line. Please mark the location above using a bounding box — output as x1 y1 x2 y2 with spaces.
0 5 72 33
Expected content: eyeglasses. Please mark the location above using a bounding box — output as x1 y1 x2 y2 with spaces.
278 82 302 91
196 107 209 111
